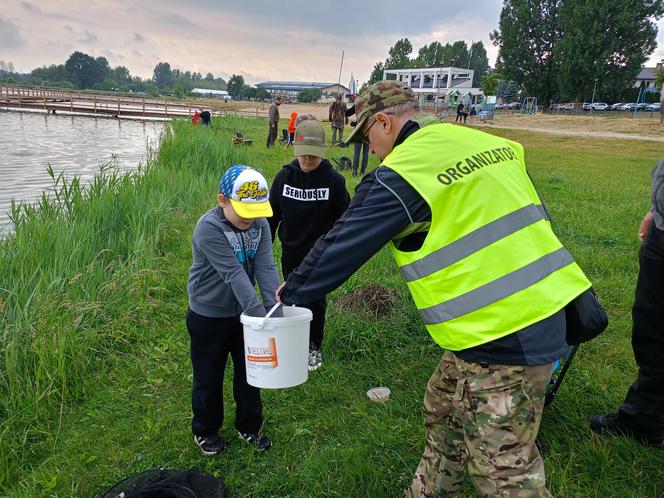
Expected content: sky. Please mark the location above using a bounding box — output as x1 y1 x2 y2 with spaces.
2 0 664 87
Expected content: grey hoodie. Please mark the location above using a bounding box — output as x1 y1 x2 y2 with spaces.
187 206 280 318
652 157 664 230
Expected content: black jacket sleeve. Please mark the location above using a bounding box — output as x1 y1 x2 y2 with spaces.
279 168 427 305
332 176 351 223
268 171 283 242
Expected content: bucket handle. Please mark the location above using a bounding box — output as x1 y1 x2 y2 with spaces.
258 302 282 329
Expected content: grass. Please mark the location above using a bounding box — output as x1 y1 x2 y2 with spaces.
1 116 663 497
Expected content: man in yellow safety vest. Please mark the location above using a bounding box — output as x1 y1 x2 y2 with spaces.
277 81 591 497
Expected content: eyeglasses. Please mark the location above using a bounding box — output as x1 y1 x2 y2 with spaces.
360 117 377 143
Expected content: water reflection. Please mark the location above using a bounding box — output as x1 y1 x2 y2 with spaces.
0 111 164 233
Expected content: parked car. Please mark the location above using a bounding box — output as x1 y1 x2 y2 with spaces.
582 102 593 110
646 103 661 112
561 102 576 110
620 103 636 111
636 103 648 110
610 102 624 111
590 102 608 111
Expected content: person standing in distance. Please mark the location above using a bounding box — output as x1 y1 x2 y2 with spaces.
269 119 350 370
266 96 282 148
276 81 592 497
329 94 347 145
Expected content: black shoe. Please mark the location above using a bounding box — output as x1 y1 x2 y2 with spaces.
238 431 272 450
589 414 664 448
193 434 226 456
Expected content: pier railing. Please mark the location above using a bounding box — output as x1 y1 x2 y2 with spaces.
0 85 269 120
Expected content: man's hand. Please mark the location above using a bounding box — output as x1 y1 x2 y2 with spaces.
638 211 654 242
275 281 286 303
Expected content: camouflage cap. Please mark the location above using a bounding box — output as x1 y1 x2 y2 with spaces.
345 80 418 144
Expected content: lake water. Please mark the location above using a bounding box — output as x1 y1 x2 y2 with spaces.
0 111 164 233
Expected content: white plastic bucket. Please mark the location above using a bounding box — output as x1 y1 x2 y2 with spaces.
240 306 312 389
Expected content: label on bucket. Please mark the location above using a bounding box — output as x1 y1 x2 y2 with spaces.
246 337 278 369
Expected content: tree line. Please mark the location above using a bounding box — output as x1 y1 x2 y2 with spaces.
492 0 664 105
0 51 232 98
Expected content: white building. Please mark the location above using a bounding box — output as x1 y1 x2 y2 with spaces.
191 88 230 99
255 81 350 102
382 67 483 103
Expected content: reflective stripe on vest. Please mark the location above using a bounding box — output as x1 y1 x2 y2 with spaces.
400 203 550 282
418 246 573 325
384 120 590 350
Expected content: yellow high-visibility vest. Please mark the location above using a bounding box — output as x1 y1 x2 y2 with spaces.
384 118 590 350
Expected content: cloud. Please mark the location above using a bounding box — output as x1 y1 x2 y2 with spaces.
132 49 142 57
0 17 27 49
64 25 74 34
133 32 145 42
123 5 199 30
79 29 98 43
103 49 124 61
20 2 42 15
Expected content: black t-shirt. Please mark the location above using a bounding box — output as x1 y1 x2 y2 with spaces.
269 159 350 252
200 111 211 124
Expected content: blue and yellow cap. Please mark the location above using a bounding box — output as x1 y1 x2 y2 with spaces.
219 165 273 218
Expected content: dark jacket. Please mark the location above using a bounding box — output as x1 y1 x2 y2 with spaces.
269 159 350 252
268 103 280 125
279 119 567 365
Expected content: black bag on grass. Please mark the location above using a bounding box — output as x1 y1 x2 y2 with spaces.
99 468 228 498
565 288 609 345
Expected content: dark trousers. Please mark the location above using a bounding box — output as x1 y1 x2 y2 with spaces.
186 309 263 436
266 123 278 147
353 142 369 176
281 247 327 349
618 225 664 437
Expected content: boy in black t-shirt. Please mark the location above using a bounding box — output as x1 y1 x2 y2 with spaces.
269 120 350 370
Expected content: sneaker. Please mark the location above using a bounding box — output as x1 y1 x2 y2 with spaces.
193 434 226 456
589 414 664 448
238 431 272 450
308 347 323 371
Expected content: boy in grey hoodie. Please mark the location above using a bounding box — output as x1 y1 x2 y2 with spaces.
186 165 280 455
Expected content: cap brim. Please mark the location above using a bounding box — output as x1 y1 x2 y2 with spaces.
293 144 326 158
344 116 369 145
230 199 273 218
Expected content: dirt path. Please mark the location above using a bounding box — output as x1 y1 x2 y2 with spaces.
237 101 664 142
473 121 664 142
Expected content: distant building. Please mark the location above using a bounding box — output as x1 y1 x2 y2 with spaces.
191 88 230 99
382 67 483 104
634 60 663 91
255 81 351 102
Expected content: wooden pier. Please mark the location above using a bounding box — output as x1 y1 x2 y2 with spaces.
0 85 269 120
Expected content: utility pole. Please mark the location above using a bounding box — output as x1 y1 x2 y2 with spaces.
467 41 474 70
590 78 598 116
337 50 345 91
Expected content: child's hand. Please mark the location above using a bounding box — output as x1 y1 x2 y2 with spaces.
638 211 653 242
275 282 286 303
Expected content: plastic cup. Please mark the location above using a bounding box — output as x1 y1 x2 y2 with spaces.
367 387 391 403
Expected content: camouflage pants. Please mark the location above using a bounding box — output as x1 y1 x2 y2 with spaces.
331 123 344 144
405 350 553 498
